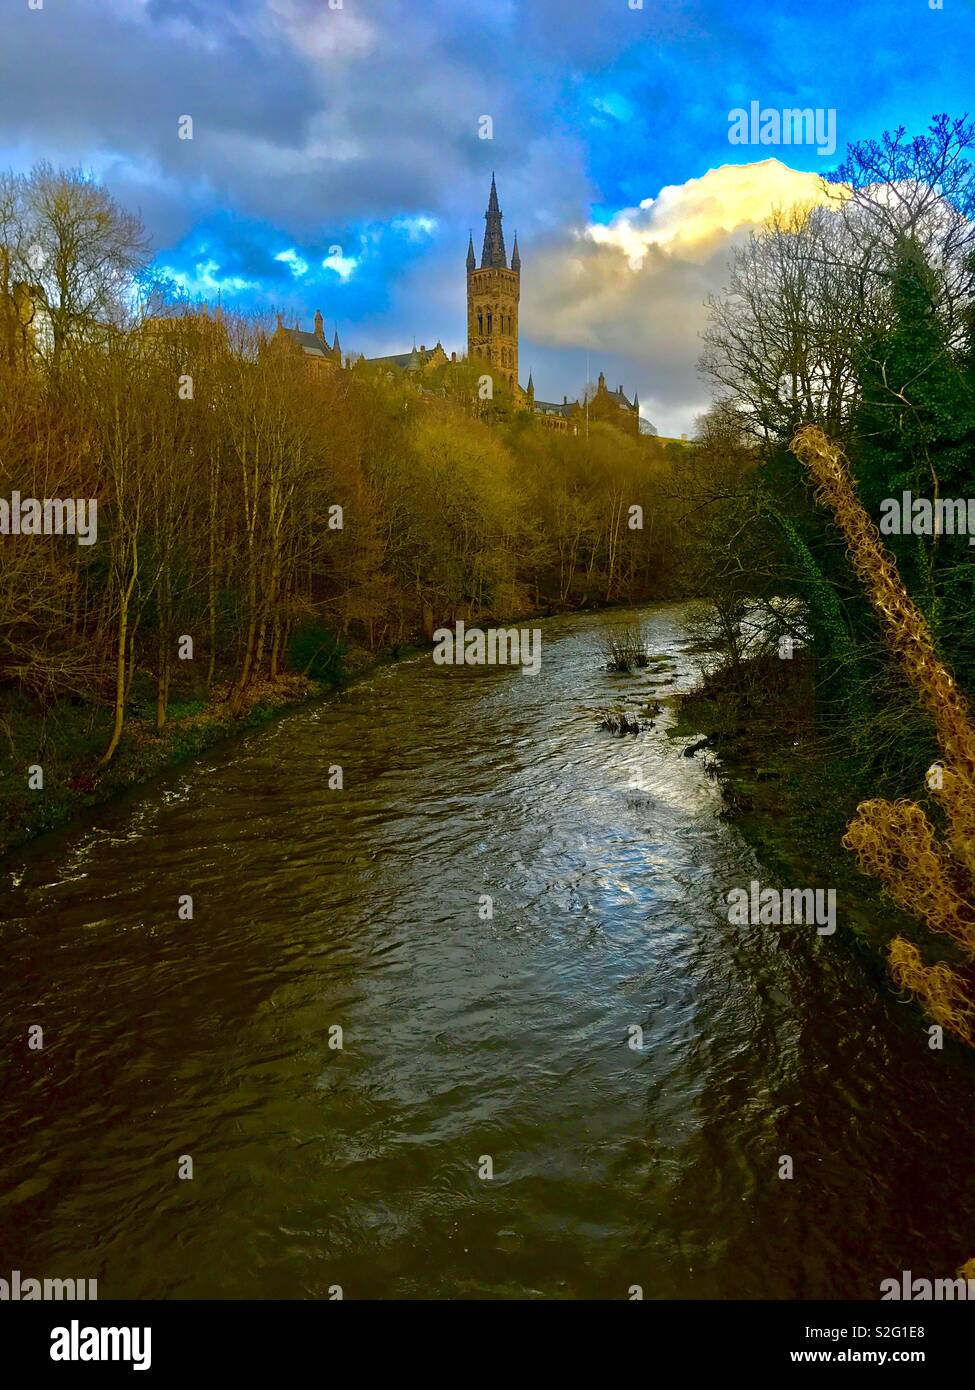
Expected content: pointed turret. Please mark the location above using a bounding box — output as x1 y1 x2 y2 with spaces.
511 232 521 273
332 328 341 362
526 370 534 405
467 174 519 389
480 173 507 269
633 390 639 412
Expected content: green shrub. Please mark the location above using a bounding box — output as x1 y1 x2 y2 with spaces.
286 624 346 684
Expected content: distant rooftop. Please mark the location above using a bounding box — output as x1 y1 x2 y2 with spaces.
364 343 444 370
282 326 333 358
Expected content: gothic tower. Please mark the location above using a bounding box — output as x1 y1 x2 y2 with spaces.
467 174 520 393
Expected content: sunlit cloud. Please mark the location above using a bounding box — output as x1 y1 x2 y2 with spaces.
275 247 310 278
525 159 849 436
587 158 839 268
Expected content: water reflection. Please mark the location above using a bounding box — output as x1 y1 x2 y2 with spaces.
1 603 973 1299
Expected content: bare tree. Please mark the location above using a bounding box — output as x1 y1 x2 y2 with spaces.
701 203 890 445
19 163 151 364
827 113 975 342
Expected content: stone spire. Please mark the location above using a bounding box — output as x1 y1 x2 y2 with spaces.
332 328 341 361
511 232 521 273
314 309 325 340
466 231 476 272
480 173 507 269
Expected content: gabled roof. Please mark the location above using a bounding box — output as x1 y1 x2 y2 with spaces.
534 399 574 417
282 326 333 358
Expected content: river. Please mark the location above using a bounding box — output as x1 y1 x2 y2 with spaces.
2 602 974 1299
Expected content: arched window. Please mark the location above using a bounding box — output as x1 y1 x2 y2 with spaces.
477 310 483 335
487 311 493 334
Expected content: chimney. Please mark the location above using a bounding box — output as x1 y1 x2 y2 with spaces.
276 313 284 328
420 344 426 352
314 309 324 339
451 351 457 362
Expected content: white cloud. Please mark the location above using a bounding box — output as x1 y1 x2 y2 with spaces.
322 249 359 280
392 215 439 241
157 258 258 298
587 158 834 267
275 247 309 277
523 159 843 437
265 0 377 64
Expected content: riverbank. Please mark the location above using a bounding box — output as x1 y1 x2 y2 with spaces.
0 670 331 859
0 593 651 861
669 648 968 982
0 627 415 859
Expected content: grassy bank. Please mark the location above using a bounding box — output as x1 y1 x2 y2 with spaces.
0 593 639 861
0 628 409 859
669 650 959 973
0 671 341 859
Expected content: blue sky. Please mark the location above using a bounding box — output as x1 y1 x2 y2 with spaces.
2 0 973 434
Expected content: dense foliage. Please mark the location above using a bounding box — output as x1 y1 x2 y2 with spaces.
0 165 684 773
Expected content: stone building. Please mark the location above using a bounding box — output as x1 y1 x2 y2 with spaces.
277 175 644 434
465 176 641 433
584 372 641 436
466 173 521 395
365 342 450 378
272 309 342 373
